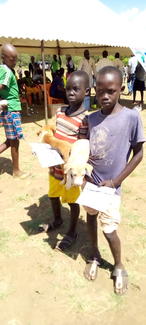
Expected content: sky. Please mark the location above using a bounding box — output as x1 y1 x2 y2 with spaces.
102 0 146 13
0 0 146 42
0 0 146 11
0 0 146 14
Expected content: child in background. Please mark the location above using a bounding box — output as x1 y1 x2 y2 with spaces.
50 68 67 102
41 71 89 251
133 62 145 108
83 66 145 295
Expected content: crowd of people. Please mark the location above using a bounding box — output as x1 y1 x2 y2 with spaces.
0 43 145 297
25 49 146 110
4 48 145 114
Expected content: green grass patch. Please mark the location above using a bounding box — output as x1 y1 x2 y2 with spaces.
16 233 28 242
0 230 10 252
122 184 132 194
121 208 146 228
0 292 8 300
16 194 29 202
125 214 146 229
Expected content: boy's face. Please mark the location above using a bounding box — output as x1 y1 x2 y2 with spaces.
96 72 122 110
66 75 88 106
3 52 17 69
84 50 90 60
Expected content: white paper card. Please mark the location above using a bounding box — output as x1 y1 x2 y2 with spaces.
29 142 64 167
76 182 119 214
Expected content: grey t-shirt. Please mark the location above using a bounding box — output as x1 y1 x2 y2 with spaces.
88 107 145 193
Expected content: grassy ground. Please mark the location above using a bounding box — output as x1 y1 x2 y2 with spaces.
0 91 146 325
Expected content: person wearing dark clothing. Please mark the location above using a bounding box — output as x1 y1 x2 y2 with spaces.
50 69 67 102
133 62 145 106
29 56 36 78
66 56 75 78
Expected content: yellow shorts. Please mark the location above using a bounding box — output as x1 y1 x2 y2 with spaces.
48 175 80 203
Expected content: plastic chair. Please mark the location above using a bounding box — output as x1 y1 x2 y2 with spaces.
20 95 27 104
20 94 31 116
40 83 51 93
46 83 64 105
24 86 33 106
25 85 41 106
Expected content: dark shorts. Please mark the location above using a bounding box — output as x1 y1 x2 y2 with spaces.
133 79 145 91
0 111 24 140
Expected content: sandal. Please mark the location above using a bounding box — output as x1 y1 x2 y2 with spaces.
55 233 77 252
112 268 128 295
38 219 63 233
84 258 100 281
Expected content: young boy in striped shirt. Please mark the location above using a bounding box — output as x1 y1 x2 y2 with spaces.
43 71 89 251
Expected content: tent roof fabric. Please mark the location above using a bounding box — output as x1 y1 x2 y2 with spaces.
0 0 134 56
0 37 132 56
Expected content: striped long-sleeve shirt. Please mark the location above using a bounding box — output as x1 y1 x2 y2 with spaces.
50 106 88 180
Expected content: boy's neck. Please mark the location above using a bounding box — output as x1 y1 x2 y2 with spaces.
67 104 85 116
101 103 123 116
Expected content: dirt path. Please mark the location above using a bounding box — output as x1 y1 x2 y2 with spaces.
0 98 146 325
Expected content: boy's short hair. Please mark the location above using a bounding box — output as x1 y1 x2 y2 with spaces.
24 70 30 77
102 50 108 58
115 52 120 58
59 67 64 76
97 66 123 85
69 70 89 89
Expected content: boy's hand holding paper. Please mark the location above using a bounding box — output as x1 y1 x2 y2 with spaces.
30 142 64 168
76 182 120 216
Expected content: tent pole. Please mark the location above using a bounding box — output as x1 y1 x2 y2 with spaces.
41 40 48 125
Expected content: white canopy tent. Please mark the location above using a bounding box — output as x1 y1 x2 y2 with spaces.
0 0 134 56
0 36 132 57
0 0 141 122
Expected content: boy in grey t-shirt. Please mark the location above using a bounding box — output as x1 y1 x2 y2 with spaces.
83 66 145 295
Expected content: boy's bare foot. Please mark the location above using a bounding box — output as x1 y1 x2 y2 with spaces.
84 258 100 281
112 267 128 295
13 171 30 179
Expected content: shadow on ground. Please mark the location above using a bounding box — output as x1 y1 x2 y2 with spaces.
120 97 146 110
0 157 12 175
21 104 53 125
21 194 113 271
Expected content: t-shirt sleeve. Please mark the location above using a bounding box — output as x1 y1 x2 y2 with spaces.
0 67 11 88
78 115 89 139
130 111 146 147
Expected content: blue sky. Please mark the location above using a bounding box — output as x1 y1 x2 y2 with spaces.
102 0 146 13
0 0 146 12
0 0 146 17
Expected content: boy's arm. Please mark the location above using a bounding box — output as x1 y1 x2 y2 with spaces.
58 56 62 67
0 84 5 90
0 85 7 111
99 142 143 188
